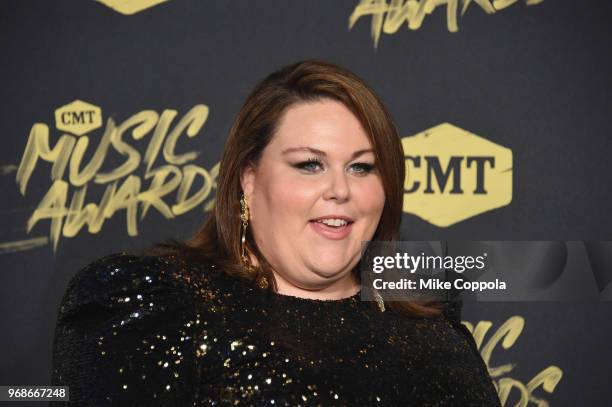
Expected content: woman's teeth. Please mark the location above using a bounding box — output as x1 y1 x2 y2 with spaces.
316 219 348 227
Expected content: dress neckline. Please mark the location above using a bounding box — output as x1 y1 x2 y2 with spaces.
204 260 365 306
268 288 363 304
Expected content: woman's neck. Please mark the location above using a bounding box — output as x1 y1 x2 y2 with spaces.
271 269 361 301
246 250 360 300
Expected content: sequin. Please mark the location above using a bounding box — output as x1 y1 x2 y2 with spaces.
50 252 500 406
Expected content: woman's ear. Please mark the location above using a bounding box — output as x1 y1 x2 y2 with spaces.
240 163 256 199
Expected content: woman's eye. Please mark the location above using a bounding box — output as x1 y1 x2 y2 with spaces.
350 162 375 174
294 159 323 172
292 160 375 174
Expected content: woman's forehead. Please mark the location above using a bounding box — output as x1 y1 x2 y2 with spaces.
270 100 373 152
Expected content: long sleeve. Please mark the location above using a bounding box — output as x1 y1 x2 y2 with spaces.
50 252 203 406
437 300 501 406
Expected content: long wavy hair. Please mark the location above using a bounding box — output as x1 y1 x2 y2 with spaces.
141 59 442 318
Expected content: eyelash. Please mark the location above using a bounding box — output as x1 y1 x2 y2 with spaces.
293 157 376 175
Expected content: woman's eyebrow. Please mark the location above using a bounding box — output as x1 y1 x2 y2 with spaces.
281 147 374 159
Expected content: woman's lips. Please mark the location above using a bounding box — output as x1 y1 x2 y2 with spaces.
309 220 354 240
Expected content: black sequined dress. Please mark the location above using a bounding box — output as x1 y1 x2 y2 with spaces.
50 252 501 406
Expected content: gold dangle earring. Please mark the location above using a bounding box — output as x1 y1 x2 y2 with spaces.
240 193 269 290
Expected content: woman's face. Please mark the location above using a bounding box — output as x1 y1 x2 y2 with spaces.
241 98 386 297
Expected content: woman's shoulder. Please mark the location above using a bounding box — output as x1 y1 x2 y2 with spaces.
67 250 213 287
61 251 222 313
400 304 501 405
409 301 479 355
52 251 224 405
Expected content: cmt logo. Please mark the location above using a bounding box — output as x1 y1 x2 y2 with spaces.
402 123 512 227
97 0 171 15
54 100 102 136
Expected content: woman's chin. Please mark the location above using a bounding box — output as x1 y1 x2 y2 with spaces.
306 261 353 279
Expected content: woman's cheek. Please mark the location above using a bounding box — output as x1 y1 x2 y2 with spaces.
357 180 385 208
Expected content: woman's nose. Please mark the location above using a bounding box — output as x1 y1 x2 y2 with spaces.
322 169 350 202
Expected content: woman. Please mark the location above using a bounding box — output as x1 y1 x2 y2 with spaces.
51 60 501 406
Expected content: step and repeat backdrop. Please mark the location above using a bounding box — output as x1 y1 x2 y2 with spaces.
1 1 611 405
